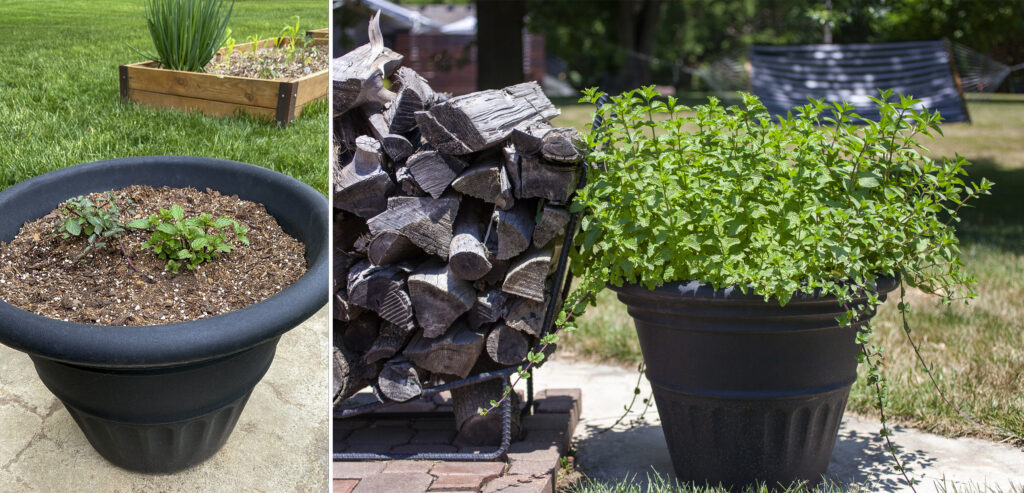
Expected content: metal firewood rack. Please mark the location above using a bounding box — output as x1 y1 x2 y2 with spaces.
333 99 606 461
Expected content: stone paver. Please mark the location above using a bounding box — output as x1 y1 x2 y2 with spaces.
0 308 329 493
430 462 505 477
481 474 552 493
333 479 359 493
353 472 434 493
533 357 1024 493
333 391 579 493
428 474 488 491
334 461 386 479
385 460 434 473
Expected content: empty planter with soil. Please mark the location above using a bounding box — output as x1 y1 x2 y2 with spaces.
0 156 328 473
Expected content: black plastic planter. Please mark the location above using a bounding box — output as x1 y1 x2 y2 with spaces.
0 156 328 473
610 277 898 488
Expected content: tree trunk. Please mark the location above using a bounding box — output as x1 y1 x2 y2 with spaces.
475 0 527 90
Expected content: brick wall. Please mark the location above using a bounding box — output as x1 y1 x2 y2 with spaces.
393 33 546 95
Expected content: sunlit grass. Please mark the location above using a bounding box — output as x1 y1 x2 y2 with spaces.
0 0 328 194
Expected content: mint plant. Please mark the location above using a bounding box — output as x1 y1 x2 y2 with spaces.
482 88 994 489
129 205 249 273
54 193 136 269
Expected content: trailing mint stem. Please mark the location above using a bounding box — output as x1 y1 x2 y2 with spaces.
861 341 918 492
597 362 654 434
898 285 1018 441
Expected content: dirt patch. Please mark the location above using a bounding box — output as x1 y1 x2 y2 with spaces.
0 185 306 326
205 43 327 80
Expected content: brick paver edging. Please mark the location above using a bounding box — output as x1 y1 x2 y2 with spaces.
333 389 582 493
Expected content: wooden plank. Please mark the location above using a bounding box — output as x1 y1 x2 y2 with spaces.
295 69 329 107
126 89 277 120
123 63 281 108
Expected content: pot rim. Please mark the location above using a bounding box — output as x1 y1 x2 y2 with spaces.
0 156 328 369
608 275 900 303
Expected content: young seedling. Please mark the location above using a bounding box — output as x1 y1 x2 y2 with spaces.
219 28 236 69
129 205 249 274
279 16 308 65
54 193 138 270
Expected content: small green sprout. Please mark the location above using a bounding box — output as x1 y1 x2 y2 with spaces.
54 193 135 267
129 205 249 274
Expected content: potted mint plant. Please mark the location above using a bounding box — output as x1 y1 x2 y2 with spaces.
558 87 992 487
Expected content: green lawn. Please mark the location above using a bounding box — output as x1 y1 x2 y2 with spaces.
551 96 1024 447
0 0 328 194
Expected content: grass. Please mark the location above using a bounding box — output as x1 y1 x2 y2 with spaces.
0 0 328 194
561 473 1024 493
550 95 1024 446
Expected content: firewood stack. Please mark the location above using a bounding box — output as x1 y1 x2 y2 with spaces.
332 13 582 445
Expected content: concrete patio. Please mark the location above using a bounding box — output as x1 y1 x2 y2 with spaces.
0 308 330 492
534 358 1024 492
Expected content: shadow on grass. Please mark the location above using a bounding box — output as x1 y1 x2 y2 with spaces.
957 158 1024 254
571 421 936 492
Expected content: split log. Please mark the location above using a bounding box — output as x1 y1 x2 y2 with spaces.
387 67 436 135
414 81 559 155
347 260 416 330
341 311 380 353
451 364 522 445
333 344 382 404
467 289 505 329
511 123 581 163
334 291 361 323
394 165 428 197
486 323 530 365
336 110 371 154
367 196 460 258
335 210 369 252
404 321 486 378
504 297 545 336
502 145 522 198
473 257 510 291
518 155 579 203
365 322 415 364
368 231 421 265
494 202 534 260
448 200 492 281
406 147 468 198
334 249 360 322
451 151 513 209
502 247 553 302
407 261 476 337
377 357 422 402
364 104 414 162
335 136 394 218
333 11 401 116
532 205 570 248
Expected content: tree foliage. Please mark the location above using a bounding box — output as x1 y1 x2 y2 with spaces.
527 0 1024 91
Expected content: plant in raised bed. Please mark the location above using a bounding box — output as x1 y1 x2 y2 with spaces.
139 0 234 73
128 205 249 273
119 3 328 125
494 87 993 489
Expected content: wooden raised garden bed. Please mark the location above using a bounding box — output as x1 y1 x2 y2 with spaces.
119 37 328 127
306 28 328 43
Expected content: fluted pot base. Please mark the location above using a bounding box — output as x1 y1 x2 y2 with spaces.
611 278 896 488
64 392 252 473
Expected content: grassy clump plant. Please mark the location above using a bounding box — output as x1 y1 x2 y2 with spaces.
141 0 234 72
